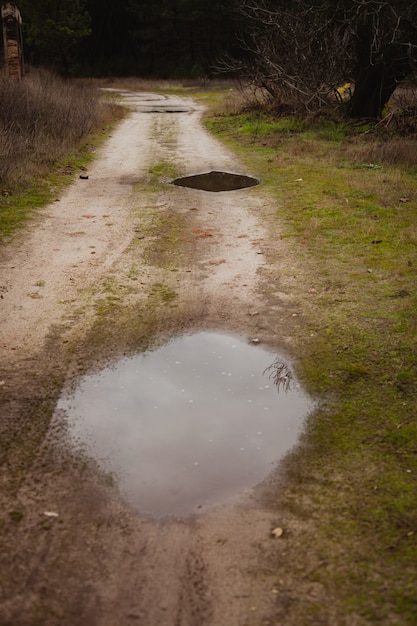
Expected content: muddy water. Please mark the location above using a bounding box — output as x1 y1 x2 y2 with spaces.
58 332 312 518
172 170 259 192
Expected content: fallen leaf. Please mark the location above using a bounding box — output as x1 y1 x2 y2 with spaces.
271 527 284 538
81 214 96 219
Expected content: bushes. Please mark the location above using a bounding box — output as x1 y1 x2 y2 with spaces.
0 70 100 189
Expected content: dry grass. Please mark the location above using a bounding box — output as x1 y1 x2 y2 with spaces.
0 69 116 191
93 76 237 93
346 136 417 169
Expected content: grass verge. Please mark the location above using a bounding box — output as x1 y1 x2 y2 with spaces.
206 104 417 623
0 71 124 242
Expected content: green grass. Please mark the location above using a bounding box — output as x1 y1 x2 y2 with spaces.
206 105 417 624
148 161 178 181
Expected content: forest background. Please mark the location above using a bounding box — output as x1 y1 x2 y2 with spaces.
2 0 415 121
10 0 239 78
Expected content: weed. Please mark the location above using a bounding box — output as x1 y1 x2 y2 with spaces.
9 510 24 522
148 162 178 180
149 282 177 304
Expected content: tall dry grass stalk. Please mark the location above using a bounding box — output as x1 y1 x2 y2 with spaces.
0 69 104 190
347 137 417 169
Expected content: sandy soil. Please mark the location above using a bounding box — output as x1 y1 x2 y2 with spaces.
0 92 309 626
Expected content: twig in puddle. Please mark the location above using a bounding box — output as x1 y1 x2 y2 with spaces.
263 359 293 393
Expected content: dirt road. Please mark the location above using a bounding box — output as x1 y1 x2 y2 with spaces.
0 92 310 626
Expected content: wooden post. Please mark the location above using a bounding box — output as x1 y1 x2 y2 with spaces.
1 2 24 79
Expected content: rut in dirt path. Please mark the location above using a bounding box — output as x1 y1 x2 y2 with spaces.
0 91 312 626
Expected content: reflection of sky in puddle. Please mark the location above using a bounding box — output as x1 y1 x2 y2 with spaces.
58 332 313 517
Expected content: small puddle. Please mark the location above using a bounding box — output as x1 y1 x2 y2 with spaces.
172 170 260 192
57 332 312 518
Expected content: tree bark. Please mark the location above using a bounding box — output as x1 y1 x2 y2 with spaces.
349 44 415 118
1 2 24 79
349 15 417 119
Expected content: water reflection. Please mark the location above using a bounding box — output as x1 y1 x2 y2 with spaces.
57 332 312 517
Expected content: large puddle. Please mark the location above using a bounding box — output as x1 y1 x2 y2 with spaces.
57 332 312 518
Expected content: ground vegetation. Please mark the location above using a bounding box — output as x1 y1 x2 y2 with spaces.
0 69 120 238
205 88 417 622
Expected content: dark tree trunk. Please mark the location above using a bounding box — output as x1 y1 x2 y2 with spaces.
349 49 414 118
349 18 417 119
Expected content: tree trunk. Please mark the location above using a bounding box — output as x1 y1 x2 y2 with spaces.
1 2 24 79
349 16 417 119
349 50 413 119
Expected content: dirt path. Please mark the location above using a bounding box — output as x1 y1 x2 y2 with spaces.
0 92 308 626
